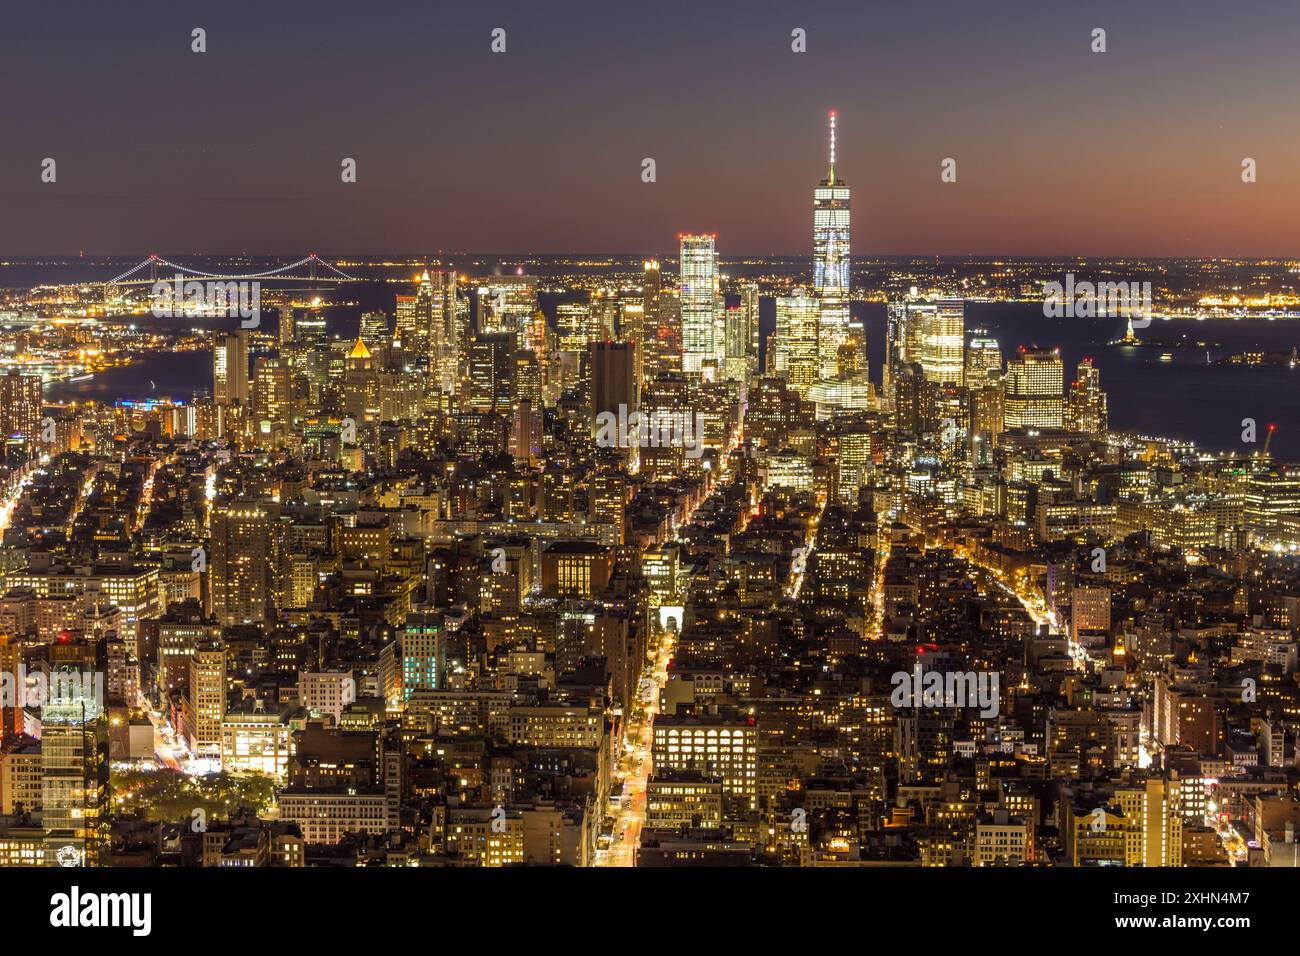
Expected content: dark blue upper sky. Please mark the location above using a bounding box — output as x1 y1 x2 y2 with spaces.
2 0 1297 257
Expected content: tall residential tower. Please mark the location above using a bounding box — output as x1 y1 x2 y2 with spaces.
679 234 720 379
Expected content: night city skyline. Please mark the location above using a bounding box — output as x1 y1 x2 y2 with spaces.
3 2 1296 937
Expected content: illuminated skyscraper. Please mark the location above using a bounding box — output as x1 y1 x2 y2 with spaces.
401 616 443 701
396 271 460 391
836 427 873 502
278 305 295 346
641 259 683 382
884 296 963 407
966 337 1003 385
1005 348 1065 429
477 275 539 353
359 311 390 355
633 260 659 385
556 303 590 355
425 271 461 392
0 371 42 451
589 469 629 545
920 298 966 386
969 373 1005 448
884 300 930 405
210 499 279 626
724 283 759 381
467 332 517 413
213 332 250 405
395 280 432 363
293 307 328 345
589 291 617 342
186 640 226 758
814 112 851 379
253 356 294 439
395 293 421 351
515 349 541 407
1244 466 1300 541
1067 777 1182 867
679 234 719 378
774 290 820 397
1066 358 1108 437
622 299 646 385
41 637 108 866
342 335 380 424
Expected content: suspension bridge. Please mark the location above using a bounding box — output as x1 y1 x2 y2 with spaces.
103 252 359 288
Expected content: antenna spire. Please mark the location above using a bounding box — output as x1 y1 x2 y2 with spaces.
827 111 837 183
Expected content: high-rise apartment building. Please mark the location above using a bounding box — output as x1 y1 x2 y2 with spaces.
638 260 661 382
213 332 250 405
209 499 279 626
724 284 759 382
186 640 227 758
969 374 1005 447
253 356 294 438
1070 586 1111 643
679 234 720 378
401 615 443 702
0 371 42 450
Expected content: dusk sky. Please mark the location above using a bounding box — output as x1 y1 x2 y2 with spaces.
3 0 1299 257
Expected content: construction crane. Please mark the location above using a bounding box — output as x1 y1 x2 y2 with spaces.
1263 423 1278 458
